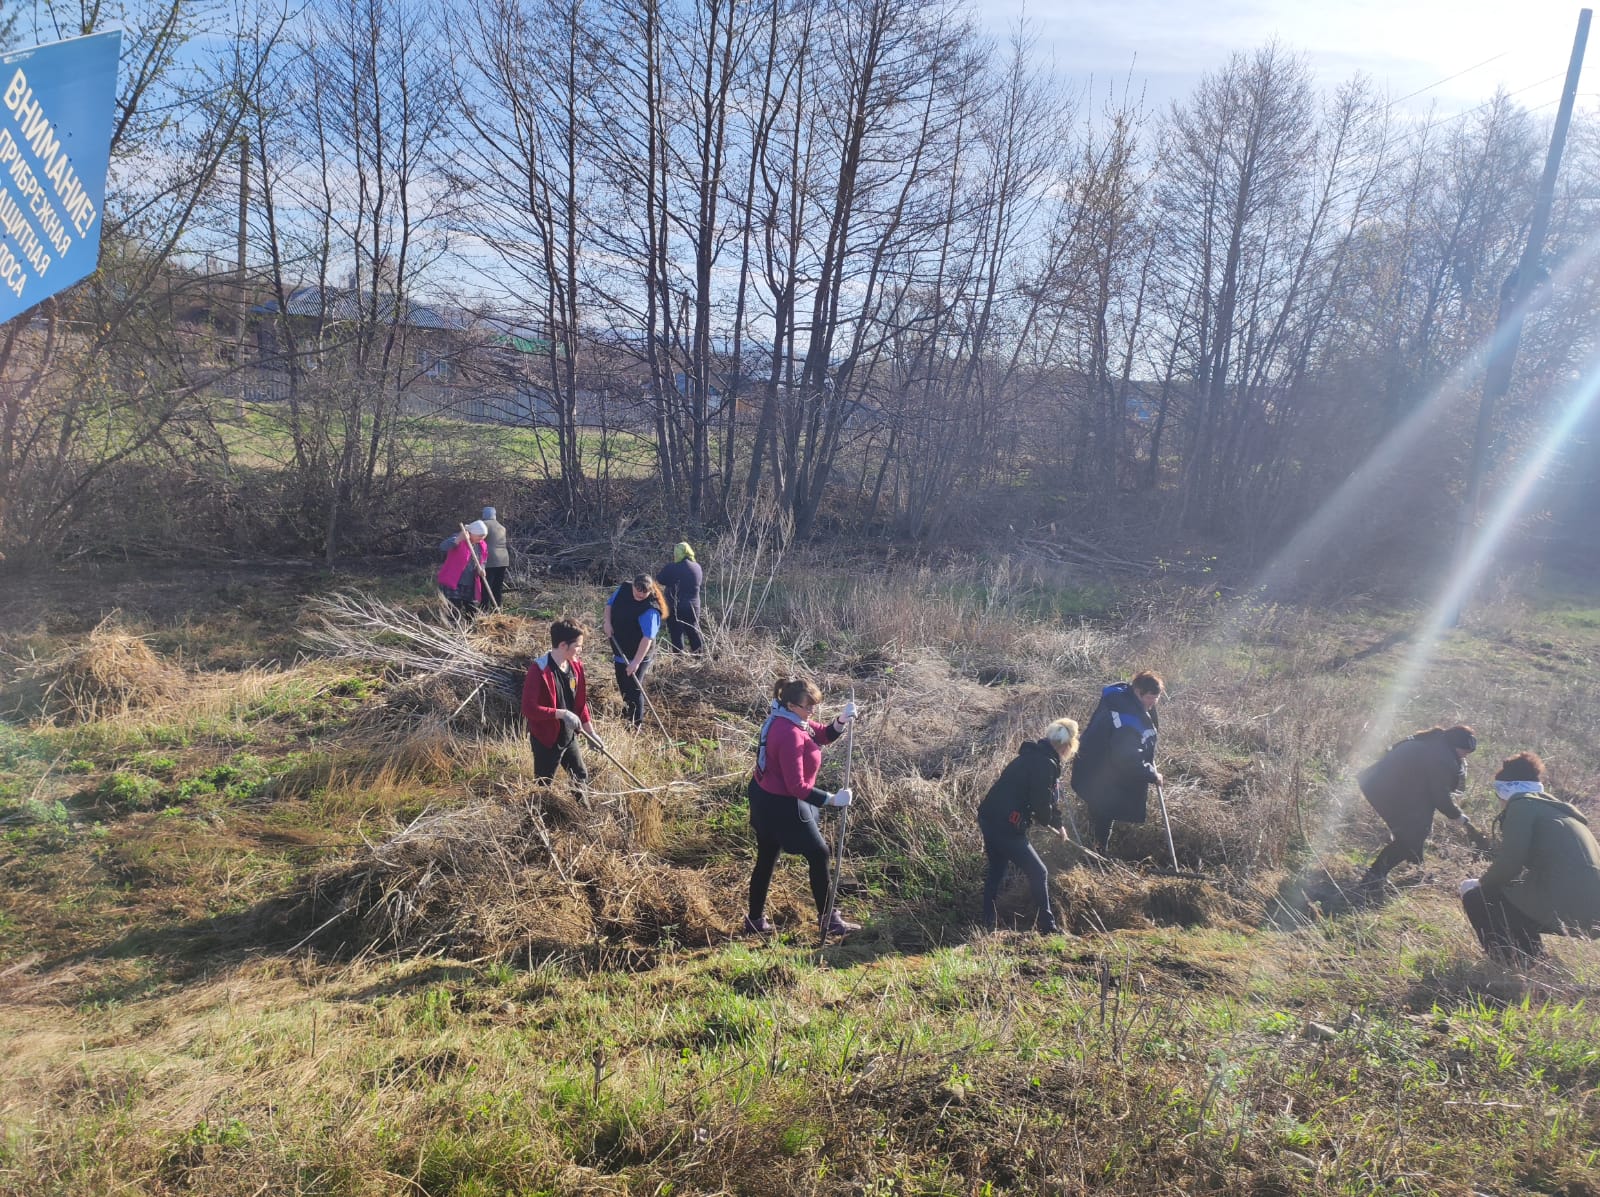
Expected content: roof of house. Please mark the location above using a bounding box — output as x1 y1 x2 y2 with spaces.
473 313 551 354
251 285 465 330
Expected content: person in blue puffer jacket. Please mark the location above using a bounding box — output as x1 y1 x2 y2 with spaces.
1071 672 1164 852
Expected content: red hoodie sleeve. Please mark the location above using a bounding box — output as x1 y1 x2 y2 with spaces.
810 718 843 746
521 659 552 724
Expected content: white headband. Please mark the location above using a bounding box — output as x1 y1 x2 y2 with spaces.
1494 780 1542 802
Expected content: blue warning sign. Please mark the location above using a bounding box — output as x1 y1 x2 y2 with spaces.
0 31 120 324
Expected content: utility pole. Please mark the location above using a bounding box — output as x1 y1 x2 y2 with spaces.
1453 8 1591 622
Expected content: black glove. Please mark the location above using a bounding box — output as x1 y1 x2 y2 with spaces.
1463 822 1494 854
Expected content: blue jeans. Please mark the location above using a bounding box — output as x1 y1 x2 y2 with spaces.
980 816 1055 932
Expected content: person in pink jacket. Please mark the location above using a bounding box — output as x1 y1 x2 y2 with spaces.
745 677 862 937
436 520 488 619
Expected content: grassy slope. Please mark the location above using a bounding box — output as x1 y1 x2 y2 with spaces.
209 399 661 479
1 559 1598 1196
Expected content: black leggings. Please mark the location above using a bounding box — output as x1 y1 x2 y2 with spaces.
747 781 831 920
613 657 653 726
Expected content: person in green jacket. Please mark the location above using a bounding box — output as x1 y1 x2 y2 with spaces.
1460 752 1600 964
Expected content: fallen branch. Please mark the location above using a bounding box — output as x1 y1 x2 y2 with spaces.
303 591 524 704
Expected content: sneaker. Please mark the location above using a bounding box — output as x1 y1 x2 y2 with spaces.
742 915 773 935
820 910 861 937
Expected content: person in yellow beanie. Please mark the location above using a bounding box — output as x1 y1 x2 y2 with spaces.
656 541 704 654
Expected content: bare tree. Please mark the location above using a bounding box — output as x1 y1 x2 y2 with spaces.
248 0 453 560
452 0 600 517
0 0 282 560
1155 43 1317 530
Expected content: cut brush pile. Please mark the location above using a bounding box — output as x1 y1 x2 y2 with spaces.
299 791 770 958
1 614 182 723
305 592 527 732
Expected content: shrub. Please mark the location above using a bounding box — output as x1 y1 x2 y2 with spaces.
95 772 165 813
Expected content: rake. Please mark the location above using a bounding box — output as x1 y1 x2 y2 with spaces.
819 684 855 946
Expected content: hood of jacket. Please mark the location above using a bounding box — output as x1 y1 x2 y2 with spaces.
1101 682 1153 725
1505 791 1589 825
1017 737 1059 765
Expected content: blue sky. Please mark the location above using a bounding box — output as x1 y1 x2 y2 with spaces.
977 0 1596 118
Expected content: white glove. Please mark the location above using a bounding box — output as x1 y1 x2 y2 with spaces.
557 709 581 731
836 700 859 725
826 786 853 808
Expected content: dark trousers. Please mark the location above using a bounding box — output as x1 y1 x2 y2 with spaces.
485 566 508 609
1462 887 1545 963
1361 837 1427 885
613 657 652 726
666 603 703 653
531 734 587 783
1088 811 1115 853
439 583 477 621
748 782 831 920
980 818 1055 932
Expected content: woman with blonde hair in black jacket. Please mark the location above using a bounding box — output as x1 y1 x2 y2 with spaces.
977 718 1079 933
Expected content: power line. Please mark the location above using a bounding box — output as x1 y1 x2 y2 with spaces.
1390 52 1508 107
1421 71 1570 132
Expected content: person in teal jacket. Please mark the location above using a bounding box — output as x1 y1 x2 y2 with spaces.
1460 752 1600 963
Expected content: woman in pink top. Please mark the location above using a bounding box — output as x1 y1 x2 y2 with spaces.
437 520 488 619
745 677 861 937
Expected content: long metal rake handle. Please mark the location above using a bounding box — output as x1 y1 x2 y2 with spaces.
1154 783 1180 873
820 685 855 945
580 727 648 791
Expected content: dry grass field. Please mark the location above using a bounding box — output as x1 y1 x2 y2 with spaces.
1 548 1598 1195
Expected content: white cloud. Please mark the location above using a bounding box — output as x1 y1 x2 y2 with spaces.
979 0 1593 115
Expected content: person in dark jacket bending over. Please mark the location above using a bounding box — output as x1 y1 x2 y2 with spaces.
745 678 861 938
603 574 668 728
1072 672 1164 852
1357 724 1483 888
1460 752 1600 964
656 541 704 654
978 718 1079 933
521 619 595 785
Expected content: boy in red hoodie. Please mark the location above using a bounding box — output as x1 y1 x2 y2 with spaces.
522 619 595 783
